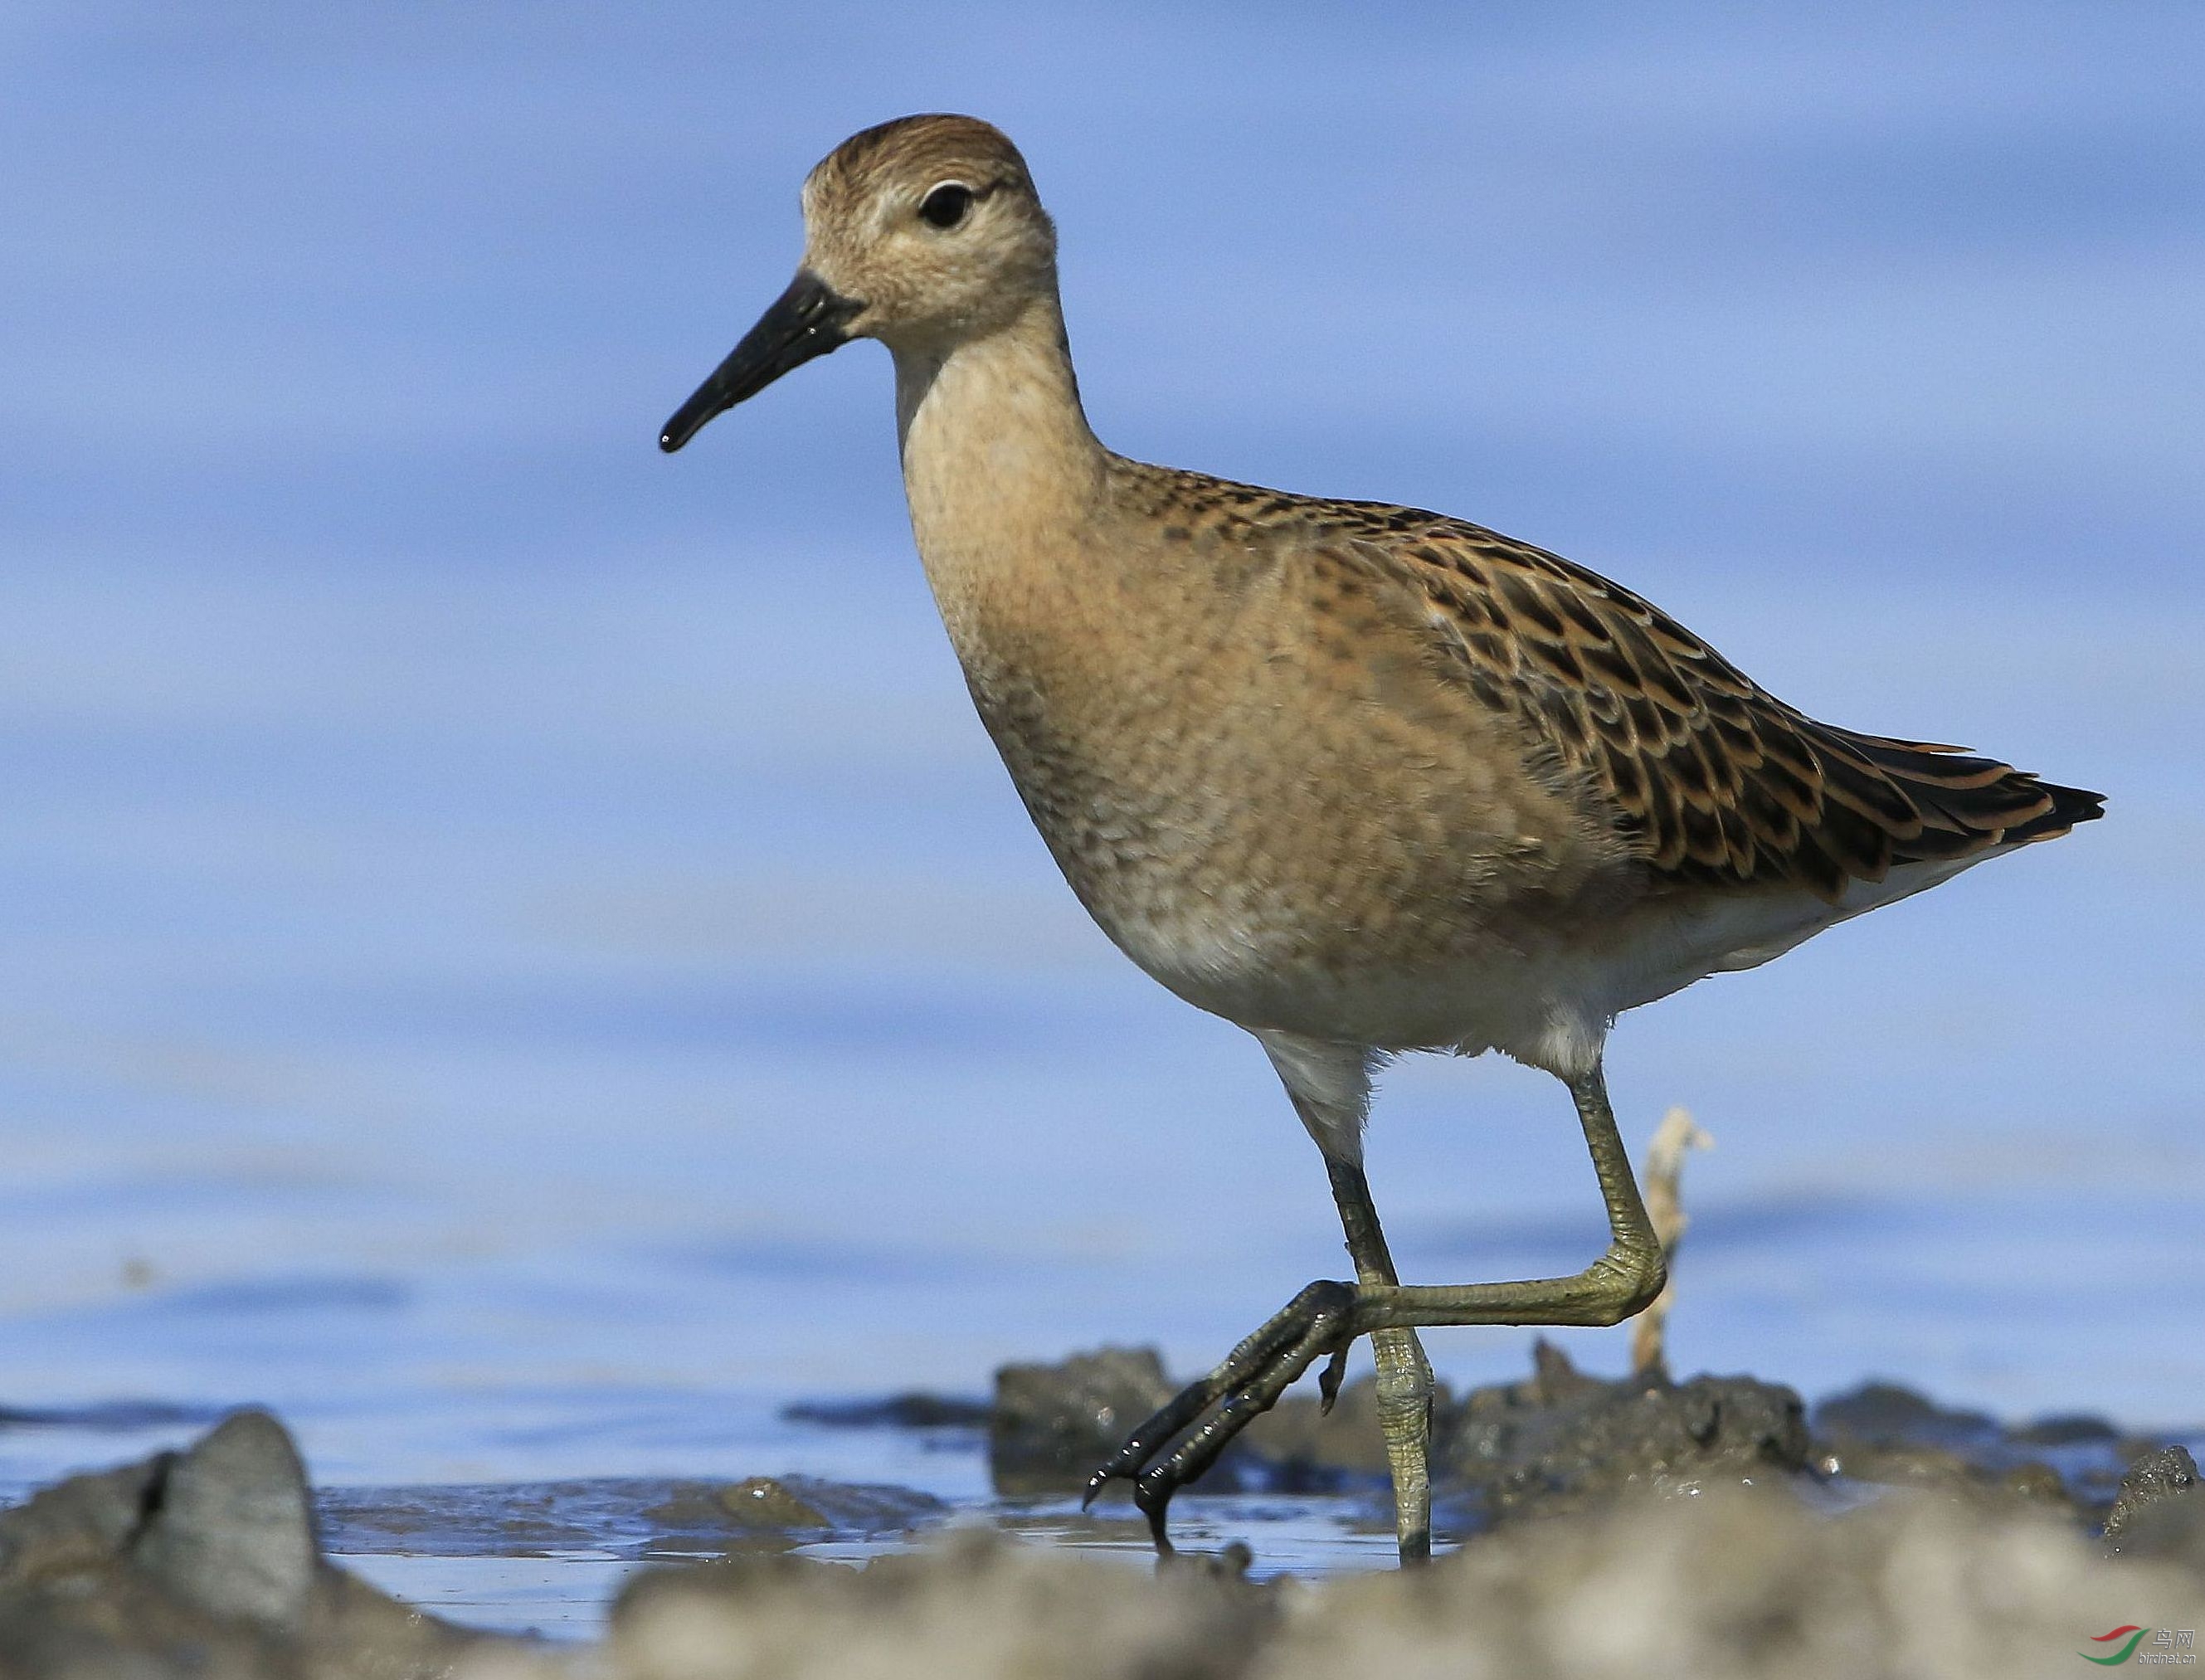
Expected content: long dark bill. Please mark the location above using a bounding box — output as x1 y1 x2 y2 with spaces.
659 270 863 453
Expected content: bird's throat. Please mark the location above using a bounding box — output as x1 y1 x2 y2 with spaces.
893 297 1108 587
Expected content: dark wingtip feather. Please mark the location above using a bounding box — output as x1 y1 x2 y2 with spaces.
2008 778 2105 843
1830 730 2103 854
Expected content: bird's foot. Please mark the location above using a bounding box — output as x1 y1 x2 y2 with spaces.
1080 1278 1358 1553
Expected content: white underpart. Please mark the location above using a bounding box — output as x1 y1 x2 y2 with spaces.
1606 851 1998 1008
1253 845 2008 1166
1255 1030 1377 1163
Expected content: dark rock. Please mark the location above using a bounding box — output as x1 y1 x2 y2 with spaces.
1811 1381 1998 1450
612 1529 1274 1678
2104 1445 2202 1559
986 1342 2135 1534
1446 1341 1811 1522
642 1474 946 1544
607 1484 2181 1678
1811 1441 1981 1488
0 1409 478 1678
131 1409 319 1634
991 1346 1178 1496
997 1360 1442 1498
1808 1381 2100 1517
317 1473 948 1561
1810 1439 2078 1516
2013 1412 2121 1447
0 1453 171 1580
988 1349 1429 1501
2103 1496 2205 1570
784 1391 991 1429
1527 1336 1609 1405
666 1475 830 1532
992 1341 1811 1516
2000 1462 2075 1506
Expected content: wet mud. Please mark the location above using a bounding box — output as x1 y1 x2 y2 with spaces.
6 1349 2203 1677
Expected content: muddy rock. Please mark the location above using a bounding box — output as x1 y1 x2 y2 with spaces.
2103 1444 2205 1568
132 1409 320 1631
1267 1487 2203 1680
0 1449 170 1580
987 1345 1392 1499
0 1409 477 1680
643 1475 947 1544
1444 1340 1810 1521
993 1341 1813 1514
2105 1444 2200 1533
2013 1411 2123 1449
783 1393 990 1429
315 1474 947 1563
1810 1380 2089 1514
602 1530 1272 1680
1811 1435 2078 1512
508 1485 2205 1680
1813 1380 1999 1449
991 1346 1177 1496
989 1346 1416 1498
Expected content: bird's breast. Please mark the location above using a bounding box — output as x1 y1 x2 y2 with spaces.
927 540 1628 1039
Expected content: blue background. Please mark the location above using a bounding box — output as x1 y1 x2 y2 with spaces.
2 2 2198 1489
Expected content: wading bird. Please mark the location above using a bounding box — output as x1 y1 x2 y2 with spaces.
659 114 2101 1564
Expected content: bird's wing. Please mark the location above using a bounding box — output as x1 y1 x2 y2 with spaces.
1322 509 2095 900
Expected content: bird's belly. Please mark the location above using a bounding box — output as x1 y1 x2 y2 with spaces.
1104 900 1596 1060
977 679 1628 1059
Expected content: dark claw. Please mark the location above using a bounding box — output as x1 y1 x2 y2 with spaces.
1134 1475 1176 1554
1080 1377 1220 1510
1317 1344 1351 1414
1083 1278 1358 1552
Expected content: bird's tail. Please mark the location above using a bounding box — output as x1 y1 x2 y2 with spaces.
1828 727 2105 857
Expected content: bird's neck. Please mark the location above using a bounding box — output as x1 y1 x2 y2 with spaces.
891 295 1109 587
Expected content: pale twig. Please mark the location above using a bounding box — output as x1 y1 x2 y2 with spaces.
1629 1106 1714 1379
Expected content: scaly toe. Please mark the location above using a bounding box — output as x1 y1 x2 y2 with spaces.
1080 1278 1360 1550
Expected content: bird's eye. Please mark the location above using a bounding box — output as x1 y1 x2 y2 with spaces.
919 183 973 229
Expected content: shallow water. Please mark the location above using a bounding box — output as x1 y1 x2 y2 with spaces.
3 0 2203 1640
0 1400 1407 1635
324 1483 1405 1639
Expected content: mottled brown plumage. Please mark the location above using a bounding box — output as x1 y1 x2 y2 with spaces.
660 113 2104 1566
1116 462 2100 904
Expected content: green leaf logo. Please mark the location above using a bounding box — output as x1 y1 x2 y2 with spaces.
2081 1626 2149 1665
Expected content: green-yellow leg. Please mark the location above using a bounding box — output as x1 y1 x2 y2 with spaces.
1085 1060 1667 1558
1354 1065 1666 1332
1326 1155 1435 1565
